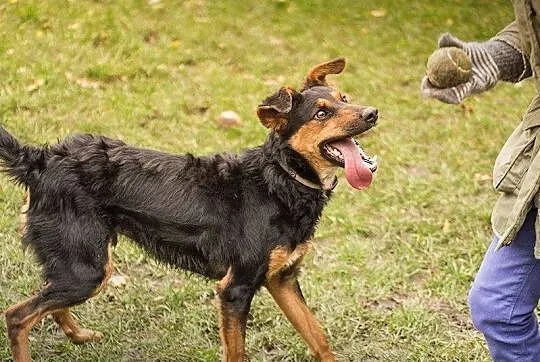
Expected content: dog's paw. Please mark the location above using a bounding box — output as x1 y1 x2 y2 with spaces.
70 329 104 344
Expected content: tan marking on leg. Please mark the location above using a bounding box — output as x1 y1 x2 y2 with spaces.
216 267 233 293
266 278 335 361
266 242 313 280
6 297 51 362
215 267 246 361
18 192 29 237
91 244 113 297
51 308 103 344
219 308 246 362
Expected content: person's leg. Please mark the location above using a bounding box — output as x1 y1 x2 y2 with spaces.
469 209 540 361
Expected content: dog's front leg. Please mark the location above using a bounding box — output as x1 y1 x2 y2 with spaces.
216 268 255 362
265 277 335 362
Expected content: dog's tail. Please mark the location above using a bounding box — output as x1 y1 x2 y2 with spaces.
0 126 48 187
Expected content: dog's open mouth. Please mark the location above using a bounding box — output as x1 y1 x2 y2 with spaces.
321 137 378 190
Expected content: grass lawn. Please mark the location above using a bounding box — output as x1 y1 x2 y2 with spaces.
0 0 531 360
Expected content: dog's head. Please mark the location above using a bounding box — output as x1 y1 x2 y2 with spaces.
257 58 378 190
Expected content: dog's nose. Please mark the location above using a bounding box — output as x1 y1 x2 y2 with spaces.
362 107 378 125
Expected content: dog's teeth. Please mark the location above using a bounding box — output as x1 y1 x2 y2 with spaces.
323 144 345 163
367 155 378 172
325 145 342 159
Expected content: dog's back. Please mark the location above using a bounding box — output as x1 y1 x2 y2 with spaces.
0 128 255 277
0 128 321 280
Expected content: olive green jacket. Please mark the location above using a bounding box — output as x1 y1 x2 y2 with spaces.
491 0 540 257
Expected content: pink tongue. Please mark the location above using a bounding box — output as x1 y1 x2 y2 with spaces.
329 137 373 190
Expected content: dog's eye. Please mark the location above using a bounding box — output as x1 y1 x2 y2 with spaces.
314 110 328 120
341 95 349 103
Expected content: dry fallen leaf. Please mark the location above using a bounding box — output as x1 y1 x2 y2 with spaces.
460 102 475 116
26 78 45 93
474 173 492 184
169 39 181 49
65 72 103 89
442 219 451 234
370 9 386 17
144 30 159 44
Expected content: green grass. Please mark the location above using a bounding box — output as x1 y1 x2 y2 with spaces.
0 0 529 360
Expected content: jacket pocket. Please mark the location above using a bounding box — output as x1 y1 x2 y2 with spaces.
493 122 538 193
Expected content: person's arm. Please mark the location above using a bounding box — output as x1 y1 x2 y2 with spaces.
487 21 531 82
422 22 531 104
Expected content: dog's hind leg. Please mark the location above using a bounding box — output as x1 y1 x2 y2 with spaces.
51 308 103 344
50 244 114 345
5 295 50 362
6 279 105 361
265 277 335 362
215 267 257 362
5 245 112 361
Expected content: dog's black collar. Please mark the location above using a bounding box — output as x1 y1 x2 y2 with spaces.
278 159 337 191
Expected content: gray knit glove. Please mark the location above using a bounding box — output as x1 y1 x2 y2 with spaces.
421 33 500 104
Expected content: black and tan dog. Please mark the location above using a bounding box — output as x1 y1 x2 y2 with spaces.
1 58 378 362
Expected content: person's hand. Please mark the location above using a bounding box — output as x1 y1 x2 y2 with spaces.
421 33 500 104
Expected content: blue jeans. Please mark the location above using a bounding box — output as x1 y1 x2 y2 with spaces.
468 209 540 361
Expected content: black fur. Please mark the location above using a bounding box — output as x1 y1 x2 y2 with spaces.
0 126 328 283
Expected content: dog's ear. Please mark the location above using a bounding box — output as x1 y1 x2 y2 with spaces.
257 87 295 134
303 57 346 89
